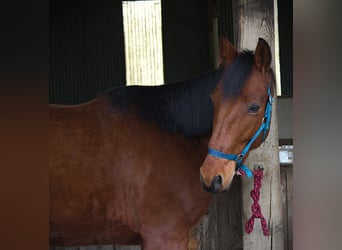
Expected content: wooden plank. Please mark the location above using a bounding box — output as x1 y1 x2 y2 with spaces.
241 102 284 250
190 176 242 250
99 246 115 250
79 246 98 250
104 246 114 250
113 246 140 250
286 166 293 250
215 178 242 250
233 0 285 249
280 166 288 250
207 195 219 250
280 165 293 250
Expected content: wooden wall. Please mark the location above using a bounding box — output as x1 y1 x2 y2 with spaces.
280 165 293 250
189 177 242 250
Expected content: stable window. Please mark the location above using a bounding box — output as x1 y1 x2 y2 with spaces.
122 0 164 86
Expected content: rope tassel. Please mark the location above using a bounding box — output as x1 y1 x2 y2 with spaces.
245 169 270 236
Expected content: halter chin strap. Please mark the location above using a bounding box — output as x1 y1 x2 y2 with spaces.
208 84 273 178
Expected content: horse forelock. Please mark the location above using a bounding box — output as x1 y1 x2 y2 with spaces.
221 50 254 98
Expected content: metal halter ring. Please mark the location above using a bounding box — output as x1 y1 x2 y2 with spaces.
236 154 244 162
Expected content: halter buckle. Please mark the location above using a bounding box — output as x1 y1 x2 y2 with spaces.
236 154 244 162
268 94 273 104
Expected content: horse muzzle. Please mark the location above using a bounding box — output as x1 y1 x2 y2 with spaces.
199 156 236 193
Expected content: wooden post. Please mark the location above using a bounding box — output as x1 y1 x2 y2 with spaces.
233 0 284 249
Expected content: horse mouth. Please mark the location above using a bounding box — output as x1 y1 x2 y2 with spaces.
199 157 236 193
200 173 234 193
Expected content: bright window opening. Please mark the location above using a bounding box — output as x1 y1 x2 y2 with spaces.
122 0 164 86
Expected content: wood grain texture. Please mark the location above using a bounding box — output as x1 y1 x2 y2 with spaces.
234 0 285 249
280 166 288 250
190 177 242 250
286 166 293 250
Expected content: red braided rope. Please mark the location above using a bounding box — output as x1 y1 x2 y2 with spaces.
244 169 270 236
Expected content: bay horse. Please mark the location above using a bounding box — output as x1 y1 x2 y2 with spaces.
49 37 275 249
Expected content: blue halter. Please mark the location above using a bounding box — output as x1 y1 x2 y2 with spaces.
208 84 273 178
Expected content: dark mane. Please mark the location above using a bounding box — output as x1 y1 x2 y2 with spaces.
100 51 255 137
221 50 254 98
101 70 223 137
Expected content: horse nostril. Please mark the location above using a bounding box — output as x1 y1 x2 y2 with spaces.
212 175 223 191
200 174 223 193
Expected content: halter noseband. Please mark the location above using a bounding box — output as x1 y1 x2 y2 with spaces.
208 84 273 178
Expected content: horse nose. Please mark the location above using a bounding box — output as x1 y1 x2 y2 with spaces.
200 174 223 193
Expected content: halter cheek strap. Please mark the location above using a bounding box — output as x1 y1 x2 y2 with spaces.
208 84 273 178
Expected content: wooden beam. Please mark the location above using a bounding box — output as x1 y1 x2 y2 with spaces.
233 0 285 249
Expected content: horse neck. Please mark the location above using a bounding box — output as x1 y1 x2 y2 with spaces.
101 69 221 138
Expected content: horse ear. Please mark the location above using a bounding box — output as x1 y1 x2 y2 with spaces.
254 38 272 73
219 36 237 66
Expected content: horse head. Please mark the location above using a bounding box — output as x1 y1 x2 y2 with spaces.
200 37 275 193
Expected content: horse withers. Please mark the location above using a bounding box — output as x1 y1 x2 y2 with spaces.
49 37 274 250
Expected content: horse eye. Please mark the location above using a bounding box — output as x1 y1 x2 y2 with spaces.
248 104 260 114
